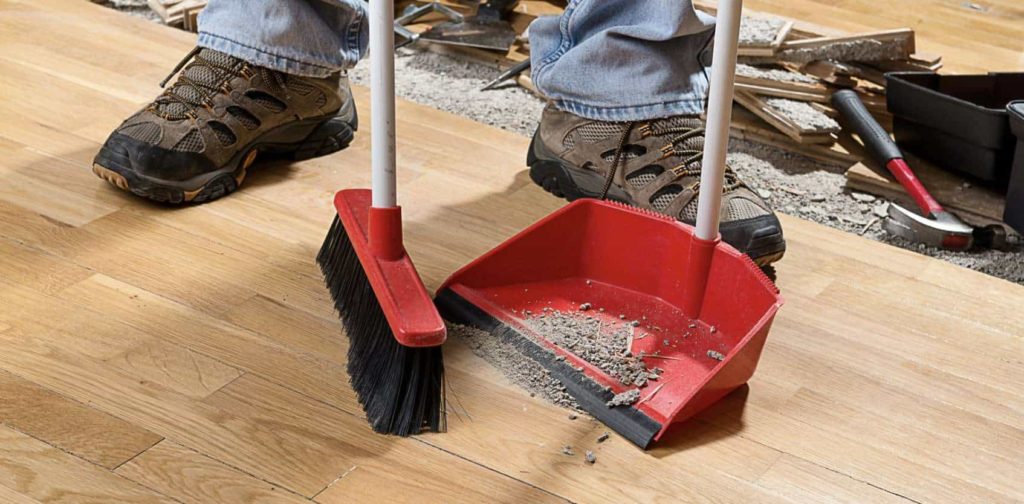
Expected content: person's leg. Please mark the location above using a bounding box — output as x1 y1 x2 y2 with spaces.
527 0 786 266
197 0 367 78
92 0 366 204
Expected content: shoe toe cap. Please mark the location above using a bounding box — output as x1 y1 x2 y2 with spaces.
94 132 214 182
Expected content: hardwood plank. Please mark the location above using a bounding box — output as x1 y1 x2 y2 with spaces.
207 375 567 503
0 484 42 504
104 340 244 400
0 425 173 504
116 440 311 504
756 454 910 503
0 370 163 470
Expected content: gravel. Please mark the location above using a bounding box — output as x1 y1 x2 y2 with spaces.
99 3 1024 286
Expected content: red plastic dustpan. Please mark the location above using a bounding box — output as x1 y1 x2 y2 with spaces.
435 0 782 448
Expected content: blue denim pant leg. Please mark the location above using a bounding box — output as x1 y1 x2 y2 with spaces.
529 0 715 121
196 0 368 78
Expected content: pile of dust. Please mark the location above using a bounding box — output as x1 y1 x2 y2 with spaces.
448 322 581 411
778 38 909 63
524 310 657 387
736 64 819 85
349 49 545 137
765 98 840 131
739 16 787 47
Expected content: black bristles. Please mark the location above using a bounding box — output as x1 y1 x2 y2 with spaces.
317 215 446 436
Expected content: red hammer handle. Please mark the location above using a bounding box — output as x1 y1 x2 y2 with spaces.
884 159 944 216
832 90 945 216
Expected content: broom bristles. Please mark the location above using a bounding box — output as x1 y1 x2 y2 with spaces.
318 215 446 436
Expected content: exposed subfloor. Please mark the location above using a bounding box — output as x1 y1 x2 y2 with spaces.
349 49 1024 286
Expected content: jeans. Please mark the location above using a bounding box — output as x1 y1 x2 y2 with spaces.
198 0 715 121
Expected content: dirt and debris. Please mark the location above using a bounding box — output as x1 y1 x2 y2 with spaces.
607 389 641 407
524 311 650 387
764 98 840 131
738 16 787 47
561 445 575 456
94 0 162 22
579 303 592 311
449 322 581 411
349 49 542 137
736 63 817 84
568 413 578 420
585 451 597 464
776 38 908 63
597 432 610 443
707 350 726 361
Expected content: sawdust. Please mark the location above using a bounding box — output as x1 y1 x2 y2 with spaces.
524 311 651 387
764 98 840 132
606 389 641 407
448 323 581 411
778 38 908 63
736 63 818 85
739 16 787 47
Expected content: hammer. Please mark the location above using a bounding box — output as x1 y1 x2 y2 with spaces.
832 90 1012 251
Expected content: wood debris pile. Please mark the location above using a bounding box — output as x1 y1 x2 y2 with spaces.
397 1 941 168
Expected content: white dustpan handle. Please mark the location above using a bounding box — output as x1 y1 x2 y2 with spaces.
695 0 743 241
370 0 397 208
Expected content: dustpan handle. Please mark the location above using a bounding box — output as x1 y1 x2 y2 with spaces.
695 0 743 241
370 0 397 208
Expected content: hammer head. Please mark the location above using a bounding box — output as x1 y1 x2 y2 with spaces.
883 203 974 251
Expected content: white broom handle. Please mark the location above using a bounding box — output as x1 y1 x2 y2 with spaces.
695 0 743 241
370 0 397 208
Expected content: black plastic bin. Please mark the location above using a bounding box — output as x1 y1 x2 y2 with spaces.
886 72 1024 185
1005 102 1024 234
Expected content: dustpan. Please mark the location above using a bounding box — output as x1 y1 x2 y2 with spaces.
435 0 782 448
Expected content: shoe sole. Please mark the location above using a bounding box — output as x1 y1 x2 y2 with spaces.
526 134 786 268
93 113 356 205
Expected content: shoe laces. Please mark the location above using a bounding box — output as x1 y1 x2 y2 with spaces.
599 118 742 200
151 47 288 120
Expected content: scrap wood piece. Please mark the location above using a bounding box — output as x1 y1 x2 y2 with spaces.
147 0 204 25
845 158 1005 225
734 91 839 144
735 63 830 102
731 107 860 166
777 28 916 63
735 82 830 103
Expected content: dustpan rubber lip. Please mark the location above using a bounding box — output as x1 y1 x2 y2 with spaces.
435 288 662 449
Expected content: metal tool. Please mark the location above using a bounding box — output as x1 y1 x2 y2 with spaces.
418 0 518 52
481 58 530 91
833 89 1014 251
393 2 464 49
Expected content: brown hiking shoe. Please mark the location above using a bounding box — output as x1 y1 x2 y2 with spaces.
93 48 357 204
528 106 785 266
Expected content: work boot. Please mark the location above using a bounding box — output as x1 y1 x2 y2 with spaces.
93 48 357 204
528 106 786 266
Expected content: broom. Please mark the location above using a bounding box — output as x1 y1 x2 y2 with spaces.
317 0 447 436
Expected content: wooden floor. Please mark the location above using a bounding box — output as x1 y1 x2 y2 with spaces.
1 1 1022 502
